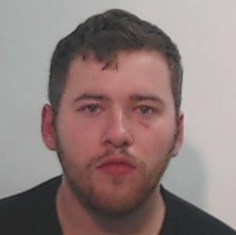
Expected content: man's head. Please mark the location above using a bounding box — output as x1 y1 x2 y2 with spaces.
48 9 183 115
42 9 184 218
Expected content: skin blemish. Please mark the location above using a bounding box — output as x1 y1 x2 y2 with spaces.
139 120 150 129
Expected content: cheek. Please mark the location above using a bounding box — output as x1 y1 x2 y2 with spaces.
56 115 102 164
134 120 176 160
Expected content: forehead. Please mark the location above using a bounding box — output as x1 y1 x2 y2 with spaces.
64 50 173 102
68 50 170 79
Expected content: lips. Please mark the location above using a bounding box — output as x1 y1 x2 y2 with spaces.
96 157 136 175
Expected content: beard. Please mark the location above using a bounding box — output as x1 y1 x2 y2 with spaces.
56 132 177 218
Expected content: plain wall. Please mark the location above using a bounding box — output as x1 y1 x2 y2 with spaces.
0 0 235 229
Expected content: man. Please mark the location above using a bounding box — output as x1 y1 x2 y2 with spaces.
0 9 235 235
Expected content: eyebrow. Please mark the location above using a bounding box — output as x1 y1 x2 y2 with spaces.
130 94 164 105
73 93 164 106
73 93 109 103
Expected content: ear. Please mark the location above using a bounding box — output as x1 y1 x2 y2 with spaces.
41 104 57 150
171 112 184 157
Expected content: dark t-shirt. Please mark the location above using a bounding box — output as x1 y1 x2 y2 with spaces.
0 176 235 235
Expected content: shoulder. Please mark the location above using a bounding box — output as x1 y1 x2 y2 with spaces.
0 176 62 235
161 186 236 235
0 176 61 213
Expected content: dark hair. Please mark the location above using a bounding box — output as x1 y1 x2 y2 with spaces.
49 9 183 114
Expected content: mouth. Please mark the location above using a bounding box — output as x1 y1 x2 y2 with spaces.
96 157 136 176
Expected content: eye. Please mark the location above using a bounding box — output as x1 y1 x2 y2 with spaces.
137 105 156 115
78 104 102 113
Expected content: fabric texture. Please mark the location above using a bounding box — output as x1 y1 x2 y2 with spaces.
0 176 235 235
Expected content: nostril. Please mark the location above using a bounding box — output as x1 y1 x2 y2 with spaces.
104 138 130 148
101 126 134 147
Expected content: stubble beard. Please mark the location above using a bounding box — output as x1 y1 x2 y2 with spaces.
56 145 175 219
55 122 178 218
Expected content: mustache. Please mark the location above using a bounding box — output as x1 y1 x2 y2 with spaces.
88 147 137 167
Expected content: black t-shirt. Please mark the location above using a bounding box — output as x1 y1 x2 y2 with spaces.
0 176 235 235
0 177 62 235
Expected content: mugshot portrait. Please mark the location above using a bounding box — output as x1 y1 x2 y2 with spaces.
0 1 236 234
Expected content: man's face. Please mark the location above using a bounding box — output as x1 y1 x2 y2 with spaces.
42 50 183 217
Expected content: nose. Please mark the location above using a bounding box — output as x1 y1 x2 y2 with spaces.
101 109 134 148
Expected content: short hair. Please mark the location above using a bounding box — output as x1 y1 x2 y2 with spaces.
49 9 183 114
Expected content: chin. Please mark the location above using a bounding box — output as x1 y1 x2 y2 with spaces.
68 175 159 218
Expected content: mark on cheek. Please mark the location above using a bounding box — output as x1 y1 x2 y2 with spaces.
139 121 150 129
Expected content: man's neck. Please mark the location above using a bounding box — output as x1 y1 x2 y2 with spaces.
56 178 166 235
